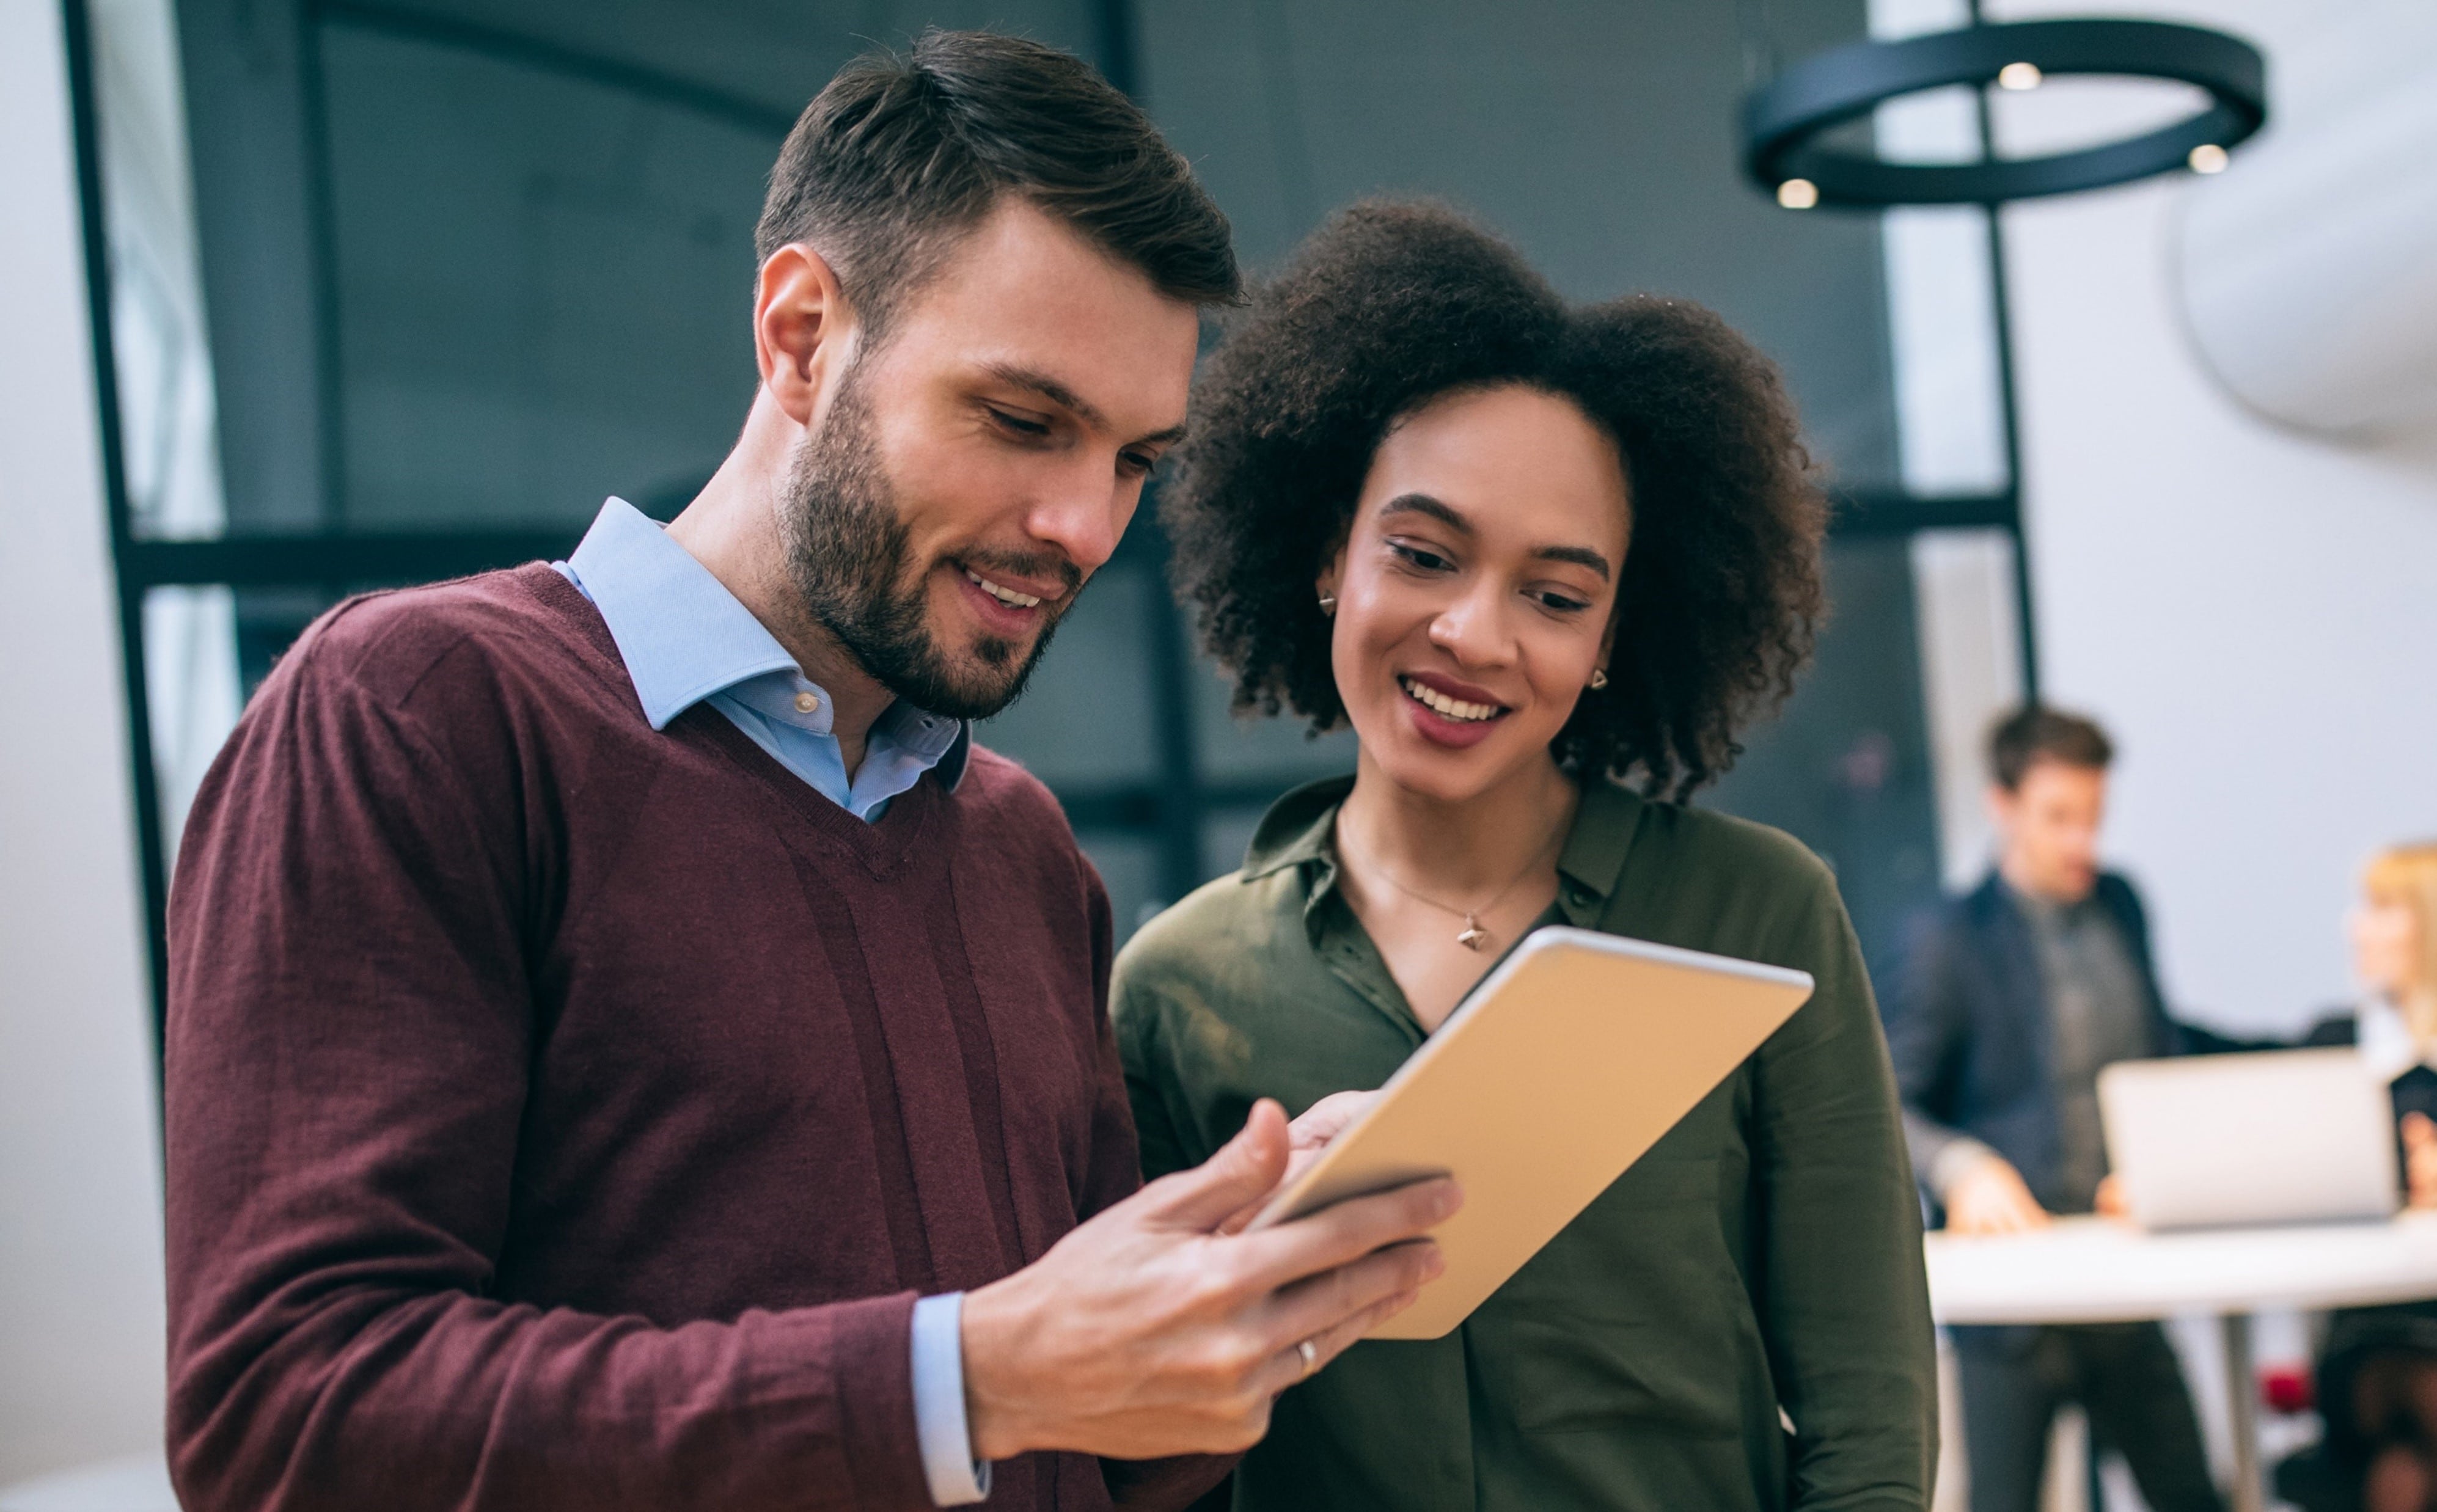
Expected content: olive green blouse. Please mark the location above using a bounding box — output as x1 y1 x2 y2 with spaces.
1111 774 1935 1512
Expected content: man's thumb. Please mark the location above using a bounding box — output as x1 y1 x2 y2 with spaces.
1143 1098 1291 1230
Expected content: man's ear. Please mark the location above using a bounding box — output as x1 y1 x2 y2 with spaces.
1984 782 2017 831
754 243 858 429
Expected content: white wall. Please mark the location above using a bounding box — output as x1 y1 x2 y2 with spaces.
1995 0 2437 1034
0 0 171 1484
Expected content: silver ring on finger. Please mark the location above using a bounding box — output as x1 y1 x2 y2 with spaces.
1296 1337 1319 1378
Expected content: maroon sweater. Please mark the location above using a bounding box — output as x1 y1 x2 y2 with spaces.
164 565 1220 1512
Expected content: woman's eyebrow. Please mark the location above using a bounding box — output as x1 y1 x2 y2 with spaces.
1383 494 1612 580
1380 493 1472 533
1533 544 1612 580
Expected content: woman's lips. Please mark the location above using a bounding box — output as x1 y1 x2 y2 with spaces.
1400 674 1503 721
1398 675 1507 750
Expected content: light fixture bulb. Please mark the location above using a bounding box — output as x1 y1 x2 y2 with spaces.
2187 142 2229 174
1776 177 1820 210
1996 62 2043 91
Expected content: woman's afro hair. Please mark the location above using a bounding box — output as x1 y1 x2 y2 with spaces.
1160 199 1828 800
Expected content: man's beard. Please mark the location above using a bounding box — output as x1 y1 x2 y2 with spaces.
775 370 1074 722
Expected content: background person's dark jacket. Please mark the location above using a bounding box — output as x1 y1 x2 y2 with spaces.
1883 870 2208 1211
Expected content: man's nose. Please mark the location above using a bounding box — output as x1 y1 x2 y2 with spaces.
1024 464 1127 576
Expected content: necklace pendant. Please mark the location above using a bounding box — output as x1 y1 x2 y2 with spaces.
1456 915 1490 952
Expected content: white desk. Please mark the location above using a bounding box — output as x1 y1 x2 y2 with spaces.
1927 1214 2437 1512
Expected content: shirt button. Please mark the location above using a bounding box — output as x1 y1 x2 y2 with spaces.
794 692 820 714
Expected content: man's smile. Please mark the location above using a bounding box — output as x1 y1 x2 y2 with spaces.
963 567 1044 609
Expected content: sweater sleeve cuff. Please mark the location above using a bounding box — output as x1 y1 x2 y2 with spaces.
768 1290 933 1509
911 1293 991 1507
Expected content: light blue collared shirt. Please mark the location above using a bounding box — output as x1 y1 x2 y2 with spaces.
556 497 969 818
555 497 988 1505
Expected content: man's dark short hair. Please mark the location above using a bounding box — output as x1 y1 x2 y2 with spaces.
1163 200 1827 802
1988 706 2115 791
755 30 1239 333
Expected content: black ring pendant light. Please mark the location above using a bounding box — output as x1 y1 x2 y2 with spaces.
1743 18 2267 208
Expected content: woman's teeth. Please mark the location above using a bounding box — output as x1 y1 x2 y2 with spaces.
1401 676 1502 723
966 569 1041 609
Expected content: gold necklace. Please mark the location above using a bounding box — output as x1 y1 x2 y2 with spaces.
1336 814 1566 952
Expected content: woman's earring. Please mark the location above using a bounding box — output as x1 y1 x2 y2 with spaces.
1317 593 1337 616
1589 668 1608 690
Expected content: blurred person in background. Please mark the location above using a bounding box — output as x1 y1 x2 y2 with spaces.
1115 202 1937 1512
1883 707 2224 1512
2302 842 2437 1194
2279 843 2437 1512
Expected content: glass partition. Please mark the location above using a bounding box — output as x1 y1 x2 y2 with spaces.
78 0 2036 1040
319 18 767 531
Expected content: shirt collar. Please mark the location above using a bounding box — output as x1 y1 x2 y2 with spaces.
568 497 799 730
2004 877 2059 924
1240 775 1354 879
1237 769 1641 926
565 497 969 789
1552 775 1642 916
890 706 972 788
2358 995 2434 1082
1993 871 2102 927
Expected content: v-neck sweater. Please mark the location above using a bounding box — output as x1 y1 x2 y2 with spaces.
162 564 1218 1512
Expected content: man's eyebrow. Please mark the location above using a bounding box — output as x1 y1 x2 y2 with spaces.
1383 494 1611 579
982 360 1187 448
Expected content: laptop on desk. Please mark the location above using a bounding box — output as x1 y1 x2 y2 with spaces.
2098 1047 2400 1230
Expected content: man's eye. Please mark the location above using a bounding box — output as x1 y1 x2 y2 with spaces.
989 406 1050 438
1118 450 1156 478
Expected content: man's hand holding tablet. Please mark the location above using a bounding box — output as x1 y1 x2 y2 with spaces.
959 1097 1456 1460
1213 1091 1384 1236
960 925 1808 1460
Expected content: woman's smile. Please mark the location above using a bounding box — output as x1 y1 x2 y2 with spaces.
1324 385 1627 802
1398 671 1512 748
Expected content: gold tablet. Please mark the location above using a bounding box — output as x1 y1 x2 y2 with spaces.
1250 926 1813 1340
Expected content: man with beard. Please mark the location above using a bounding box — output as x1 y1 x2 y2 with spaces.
160 32 1451 1512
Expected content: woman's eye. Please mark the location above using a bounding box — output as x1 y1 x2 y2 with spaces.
1536 590 1592 613
1387 541 1453 573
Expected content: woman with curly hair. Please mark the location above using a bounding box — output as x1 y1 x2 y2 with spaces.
1112 202 1936 1511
